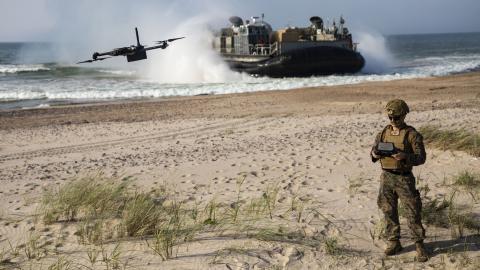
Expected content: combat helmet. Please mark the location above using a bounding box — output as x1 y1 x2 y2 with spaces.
385 99 409 116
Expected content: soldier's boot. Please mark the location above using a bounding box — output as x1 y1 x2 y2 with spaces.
384 240 403 256
415 241 429 262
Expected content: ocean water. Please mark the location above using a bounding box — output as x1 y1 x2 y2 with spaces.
1 32 480 110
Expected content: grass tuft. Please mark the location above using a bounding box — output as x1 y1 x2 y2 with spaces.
324 237 341 255
75 219 106 245
47 256 72 270
23 233 44 260
122 193 161 237
400 172 480 238
41 174 130 224
100 243 122 269
262 184 280 220
250 226 313 246
147 200 200 261
453 171 480 189
419 125 480 157
446 192 480 238
421 198 450 227
203 199 221 226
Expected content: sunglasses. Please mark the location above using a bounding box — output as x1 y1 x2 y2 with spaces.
388 115 402 121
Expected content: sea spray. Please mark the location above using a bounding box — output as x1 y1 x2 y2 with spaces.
145 15 244 84
356 32 395 74
24 0 241 83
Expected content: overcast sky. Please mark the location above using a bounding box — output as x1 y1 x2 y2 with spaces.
1 0 480 42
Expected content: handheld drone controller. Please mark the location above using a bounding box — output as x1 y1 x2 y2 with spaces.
375 142 397 157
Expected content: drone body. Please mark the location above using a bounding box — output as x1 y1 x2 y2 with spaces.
78 28 184 64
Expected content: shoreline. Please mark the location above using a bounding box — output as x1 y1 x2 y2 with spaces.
1 71 480 129
1 71 479 111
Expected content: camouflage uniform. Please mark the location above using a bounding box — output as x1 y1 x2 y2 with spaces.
372 121 427 242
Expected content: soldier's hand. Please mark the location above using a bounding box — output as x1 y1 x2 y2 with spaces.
371 149 380 159
392 152 407 161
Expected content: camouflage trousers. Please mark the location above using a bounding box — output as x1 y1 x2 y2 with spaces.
377 171 425 242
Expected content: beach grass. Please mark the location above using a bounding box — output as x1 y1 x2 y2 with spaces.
122 193 161 237
421 198 450 227
324 237 341 255
41 173 130 224
452 170 480 189
85 245 100 267
398 170 480 238
34 173 351 267
47 256 73 270
23 233 43 260
146 199 202 261
419 125 480 157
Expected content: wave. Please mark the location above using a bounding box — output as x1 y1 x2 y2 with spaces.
401 54 480 77
0 73 437 102
0 64 51 73
0 89 47 101
1 52 479 108
98 69 137 76
0 63 138 79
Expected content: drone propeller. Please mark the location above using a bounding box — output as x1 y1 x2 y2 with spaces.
155 37 185 44
77 57 112 64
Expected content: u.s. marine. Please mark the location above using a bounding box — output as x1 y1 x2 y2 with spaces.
371 99 429 262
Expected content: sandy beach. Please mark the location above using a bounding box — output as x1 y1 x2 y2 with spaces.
1 72 479 269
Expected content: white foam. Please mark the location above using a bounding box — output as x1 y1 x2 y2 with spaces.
0 88 47 100
1 53 479 103
0 64 50 73
20 103 51 110
0 73 416 101
408 55 480 76
98 69 137 76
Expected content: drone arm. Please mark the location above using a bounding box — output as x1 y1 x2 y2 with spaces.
145 43 169 51
155 37 185 44
92 51 116 59
77 56 112 64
